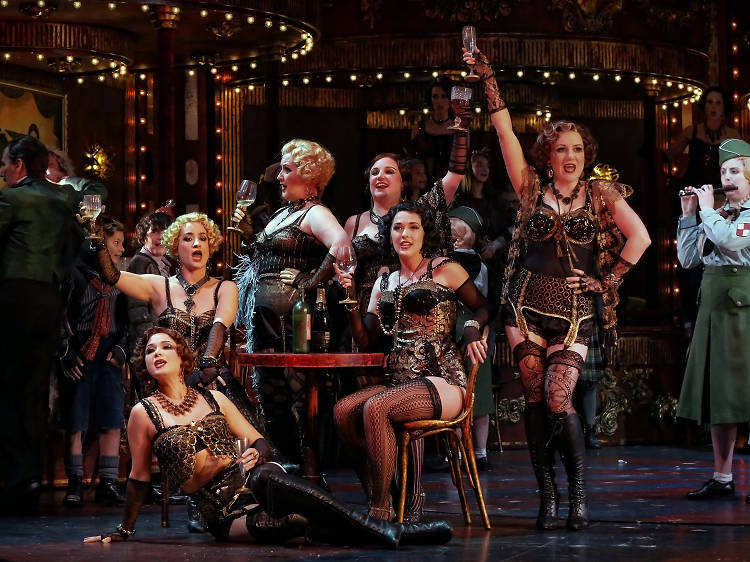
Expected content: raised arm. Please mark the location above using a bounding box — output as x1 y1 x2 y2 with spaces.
91 236 163 302
463 48 528 197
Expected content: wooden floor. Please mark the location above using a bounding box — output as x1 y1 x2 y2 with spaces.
4 444 750 561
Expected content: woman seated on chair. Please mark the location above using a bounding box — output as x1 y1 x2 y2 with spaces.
84 327 452 548
334 201 492 521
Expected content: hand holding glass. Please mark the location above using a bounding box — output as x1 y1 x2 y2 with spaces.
462 26 479 83
80 194 102 239
336 246 358 305
448 86 472 132
234 437 255 493
228 180 258 233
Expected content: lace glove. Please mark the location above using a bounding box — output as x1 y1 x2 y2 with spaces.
293 252 336 290
575 256 634 294
448 122 470 175
90 238 121 285
470 50 507 114
83 478 148 543
454 278 493 344
197 321 228 386
232 206 255 245
251 438 273 465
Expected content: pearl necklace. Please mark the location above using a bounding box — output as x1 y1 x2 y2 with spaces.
376 257 426 340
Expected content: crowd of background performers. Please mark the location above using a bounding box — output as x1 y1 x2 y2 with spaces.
3 44 750 550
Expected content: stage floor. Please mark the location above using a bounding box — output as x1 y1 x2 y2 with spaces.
3 445 750 561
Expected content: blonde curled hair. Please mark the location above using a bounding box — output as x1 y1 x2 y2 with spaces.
161 212 223 257
281 139 335 196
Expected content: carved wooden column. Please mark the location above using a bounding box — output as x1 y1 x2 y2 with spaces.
152 6 179 203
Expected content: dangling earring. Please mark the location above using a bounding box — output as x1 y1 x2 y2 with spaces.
547 167 554 179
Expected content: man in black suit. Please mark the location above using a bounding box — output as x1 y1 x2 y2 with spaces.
0 135 80 512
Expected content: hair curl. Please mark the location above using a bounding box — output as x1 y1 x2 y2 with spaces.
379 200 442 261
281 139 335 196
699 85 732 120
364 153 410 194
132 327 196 394
161 212 223 257
135 211 173 247
96 215 125 240
529 120 598 175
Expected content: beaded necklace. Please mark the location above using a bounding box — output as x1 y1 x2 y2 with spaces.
176 271 211 315
550 181 582 206
286 195 319 216
152 386 198 416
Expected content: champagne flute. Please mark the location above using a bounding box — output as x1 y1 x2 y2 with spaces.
462 26 480 83
81 194 102 239
234 437 253 493
336 245 358 305
447 86 472 132
227 180 258 233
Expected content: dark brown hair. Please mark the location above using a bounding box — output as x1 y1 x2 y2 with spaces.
132 327 196 393
528 120 598 174
379 200 441 260
364 153 411 193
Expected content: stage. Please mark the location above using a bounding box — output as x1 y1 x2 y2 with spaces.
3 445 750 561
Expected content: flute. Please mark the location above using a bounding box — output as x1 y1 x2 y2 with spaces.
678 186 738 197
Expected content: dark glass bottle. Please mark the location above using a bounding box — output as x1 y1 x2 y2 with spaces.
291 290 310 353
311 284 331 353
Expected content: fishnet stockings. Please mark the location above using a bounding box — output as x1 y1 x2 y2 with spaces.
545 349 584 415
362 380 437 517
514 339 546 404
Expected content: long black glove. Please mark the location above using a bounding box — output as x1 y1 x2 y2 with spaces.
84 478 149 542
91 237 121 286
448 126 470 176
470 50 507 114
197 321 228 386
252 437 273 465
293 252 336 290
454 278 493 345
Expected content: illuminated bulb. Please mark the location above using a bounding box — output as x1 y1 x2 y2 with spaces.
76 77 84 84
215 100 221 107
671 117 677 123
349 74 357 81
247 16 254 23
634 76 641 83
280 56 287 63
36 54 44 61
108 2 115 10
0 1 7 7
231 65 238 72
225 12 233 20
651 78 658 85
733 44 738 53
98 75 105 82
120 65 127 74
404 72 411 79
735 116 740 124
302 77 309 84
37 0 44 6
291 53 298 60
536 110 543 116
432 71 439 78
300 49 307 55
460 71 467 77
399 109 406 116
733 68 739 78
216 209 222 215
172 6 179 13
216 181 222 188
734 92 740 101
516 70 523 77
3 53 9 60
216 128 222 134
250 62 257 69
474 107 481 113
545 112 551 118
234 87 240 93
140 145 146 152
200 9 208 17
139 117 146 124
248 85 254 91
188 69 195 76
731 21 737 30
666 81 672 87
109 61 117 68
139 89 145 96
543 71 550 78
141 4 149 12
661 104 667 110
265 20 272 28
568 72 575 79
279 24 287 31
282 79 289 86
593 74 600 81
210 67 217 74
376 73 383 80
216 154 222 161
673 102 679 108
678 83 684 89
140 200 146 206
614 74 621 81
139 73 146 80
325 76 332 83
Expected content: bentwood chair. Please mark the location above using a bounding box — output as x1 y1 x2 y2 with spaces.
395 327 491 529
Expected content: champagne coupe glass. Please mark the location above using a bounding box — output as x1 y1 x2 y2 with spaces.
447 86 472 132
462 26 480 83
81 194 102 239
234 437 253 493
227 180 258 233
336 245 358 305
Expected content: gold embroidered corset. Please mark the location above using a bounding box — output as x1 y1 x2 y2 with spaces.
141 391 236 490
379 277 466 388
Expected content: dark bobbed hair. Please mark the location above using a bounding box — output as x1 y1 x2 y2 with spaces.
379 200 442 261
135 211 173 246
364 152 411 193
97 215 125 239
528 120 598 174
425 76 454 108
5 135 48 179
132 327 196 394
699 86 733 120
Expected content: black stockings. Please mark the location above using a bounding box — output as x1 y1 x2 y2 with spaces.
514 341 584 414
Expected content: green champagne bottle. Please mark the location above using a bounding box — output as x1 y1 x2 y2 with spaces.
291 290 310 353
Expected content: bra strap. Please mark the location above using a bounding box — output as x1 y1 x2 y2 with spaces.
140 397 167 431
352 212 363 238
164 277 173 308
213 279 224 307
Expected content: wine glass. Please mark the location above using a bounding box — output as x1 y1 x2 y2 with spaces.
81 194 102 239
447 86 472 132
336 245 358 305
234 437 253 493
227 180 258 233
462 26 479 83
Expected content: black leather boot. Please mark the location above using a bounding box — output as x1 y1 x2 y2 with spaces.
558 413 589 530
524 403 558 530
245 505 309 543
64 474 83 507
187 496 208 533
397 520 453 546
94 477 125 506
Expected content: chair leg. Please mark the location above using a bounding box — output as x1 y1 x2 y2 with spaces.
450 432 471 526
161 471 170 528
396 430 411 524
462 423 491 529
